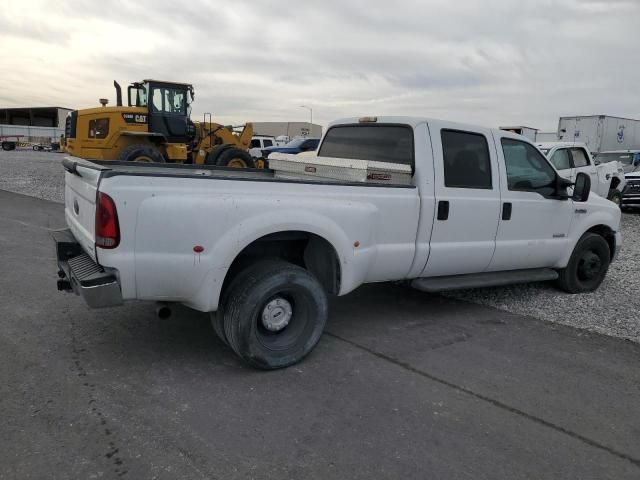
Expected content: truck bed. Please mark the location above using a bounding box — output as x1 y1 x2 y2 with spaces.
62 157 414 189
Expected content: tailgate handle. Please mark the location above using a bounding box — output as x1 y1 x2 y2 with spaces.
62 158 82 177
437 200 449 221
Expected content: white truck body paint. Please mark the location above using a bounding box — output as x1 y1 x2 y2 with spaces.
62 116 622 313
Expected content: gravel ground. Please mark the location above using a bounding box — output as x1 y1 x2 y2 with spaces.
1 149 639 342
0 149 65 203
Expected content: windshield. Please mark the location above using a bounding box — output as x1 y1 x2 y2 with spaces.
595 152 635 164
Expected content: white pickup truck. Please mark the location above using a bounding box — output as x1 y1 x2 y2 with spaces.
55 116 622 369
537 142 626 206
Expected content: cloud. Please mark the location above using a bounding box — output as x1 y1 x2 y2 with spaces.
0 0 638 130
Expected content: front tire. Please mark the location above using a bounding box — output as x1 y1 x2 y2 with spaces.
556 233 610 293
117 143 165 163
215 148 255 168
221 259 328 369
608 189 622 208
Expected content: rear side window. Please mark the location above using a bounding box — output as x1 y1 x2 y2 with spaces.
571 148 590 167
441 130 492 189
250 139 261 148
549 148 571 170
88 118 109 139
318 125 414 166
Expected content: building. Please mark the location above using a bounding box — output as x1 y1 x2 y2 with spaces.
252 121 323 140
0 106 72 143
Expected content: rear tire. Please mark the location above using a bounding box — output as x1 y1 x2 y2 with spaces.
608 189 622 208
117 143 165 163
215 148 255 168
2 141 16 151
221 259 328 369
556 233 610 293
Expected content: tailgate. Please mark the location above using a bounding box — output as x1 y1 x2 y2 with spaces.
62 157 105 262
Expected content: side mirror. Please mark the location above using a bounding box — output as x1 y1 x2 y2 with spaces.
594 159 601 165
573 172 591 202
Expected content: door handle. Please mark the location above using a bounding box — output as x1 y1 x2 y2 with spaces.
502 202 512 220
437 200 449 220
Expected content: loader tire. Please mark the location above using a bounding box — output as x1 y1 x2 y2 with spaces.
204 145 231 165
117 143 165 163
215 148 255 169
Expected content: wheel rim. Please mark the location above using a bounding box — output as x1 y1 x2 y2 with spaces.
577 250 603 281
255 290 313 351
134 155 154 163
227 158 248 168
612 196 621 205
261 296 293 332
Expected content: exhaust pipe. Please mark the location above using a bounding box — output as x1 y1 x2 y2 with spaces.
114 80 123 107
155 302 172 319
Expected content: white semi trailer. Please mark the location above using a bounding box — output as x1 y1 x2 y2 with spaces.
558 115 640 153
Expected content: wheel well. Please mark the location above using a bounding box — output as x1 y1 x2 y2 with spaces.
610 177 621 190
221 231 341 298
586 225 615 258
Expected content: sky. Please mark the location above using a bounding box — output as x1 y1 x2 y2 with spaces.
0 0 638 130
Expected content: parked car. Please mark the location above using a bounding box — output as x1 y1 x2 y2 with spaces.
622 171 640 208
537 142 626 207
594 149 640 174
248 136 276 159
260 137 320 159
55 116 621 369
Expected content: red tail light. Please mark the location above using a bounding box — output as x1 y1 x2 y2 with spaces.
95 192 120 249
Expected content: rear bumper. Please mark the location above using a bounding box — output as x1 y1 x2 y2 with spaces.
53 229 123 308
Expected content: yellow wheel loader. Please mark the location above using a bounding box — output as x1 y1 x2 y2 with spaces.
62 79 255 167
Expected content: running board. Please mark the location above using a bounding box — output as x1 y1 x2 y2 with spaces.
411 268 559 293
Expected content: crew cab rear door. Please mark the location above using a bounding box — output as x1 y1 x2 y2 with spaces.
62 157 104 261
420 121 501 277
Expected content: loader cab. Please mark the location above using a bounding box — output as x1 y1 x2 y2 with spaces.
127 80 194 143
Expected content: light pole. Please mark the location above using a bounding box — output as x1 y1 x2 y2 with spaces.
300 105 312 137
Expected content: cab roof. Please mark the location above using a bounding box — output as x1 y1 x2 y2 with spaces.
328 116 539 141
142 79 194 88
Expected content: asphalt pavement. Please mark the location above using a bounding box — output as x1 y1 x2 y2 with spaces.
1 189 639 480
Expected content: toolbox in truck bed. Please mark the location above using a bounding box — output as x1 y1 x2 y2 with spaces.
268 152 412 185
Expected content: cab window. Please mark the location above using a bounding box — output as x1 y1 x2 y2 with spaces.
441 129 492 189
501 138 556 197
549 148 571 170
570 148 590 167
264 139 273 147
88 118 109 139
250 139 261 148
151 87 186 115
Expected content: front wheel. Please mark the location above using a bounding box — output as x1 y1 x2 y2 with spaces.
117 143 166 163
221 259 328 369
608 189 622 208
556 233 610 293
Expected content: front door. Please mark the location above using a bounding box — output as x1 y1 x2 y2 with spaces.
420 122 501 277
489 135 573 271
148 84 188 143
